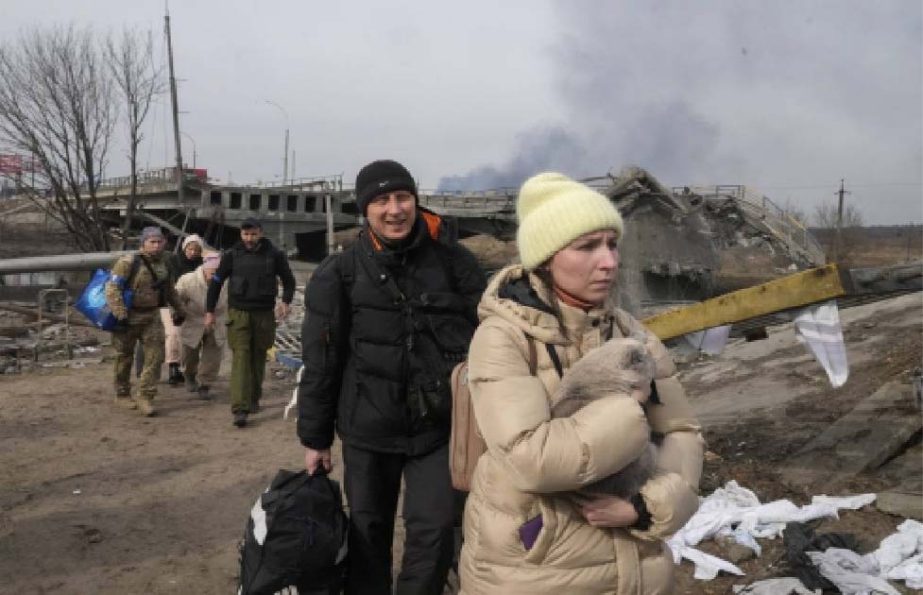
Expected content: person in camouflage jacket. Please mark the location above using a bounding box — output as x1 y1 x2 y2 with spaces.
105 226 186 416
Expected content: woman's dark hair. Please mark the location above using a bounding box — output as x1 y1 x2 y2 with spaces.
532 265 570 341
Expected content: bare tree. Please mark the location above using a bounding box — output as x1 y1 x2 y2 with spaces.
782 199 809 227
106 28 164 249
0 26 116 251
813 200 865 262
813 201 864 229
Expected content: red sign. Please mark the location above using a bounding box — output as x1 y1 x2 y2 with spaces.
0 154 22 175
187 168 208 182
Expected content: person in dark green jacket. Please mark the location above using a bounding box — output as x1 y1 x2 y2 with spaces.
205 218 295 427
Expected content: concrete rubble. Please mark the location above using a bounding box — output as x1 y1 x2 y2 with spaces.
599 166 825 315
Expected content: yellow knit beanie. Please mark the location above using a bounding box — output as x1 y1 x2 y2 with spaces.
516 172 624 270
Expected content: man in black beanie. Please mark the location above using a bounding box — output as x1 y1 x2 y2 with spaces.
297 159 486 594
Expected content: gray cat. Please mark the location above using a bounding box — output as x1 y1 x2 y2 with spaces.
550 337 656 499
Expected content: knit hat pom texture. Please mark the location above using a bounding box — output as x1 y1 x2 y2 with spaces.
516 172 623 270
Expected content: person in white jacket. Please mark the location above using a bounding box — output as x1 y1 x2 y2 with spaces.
175 251 228 399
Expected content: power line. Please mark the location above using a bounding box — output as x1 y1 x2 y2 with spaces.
756 182 922 191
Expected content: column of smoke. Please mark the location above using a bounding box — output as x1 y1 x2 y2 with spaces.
436 0 921 228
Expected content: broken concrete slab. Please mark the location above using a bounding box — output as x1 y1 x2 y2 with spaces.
875 491 923 521
780 381 921 494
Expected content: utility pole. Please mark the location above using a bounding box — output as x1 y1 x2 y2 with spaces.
325 194 335 254
165 10 185 222
283 128 289 185
833 178 850 262
264 100 289 185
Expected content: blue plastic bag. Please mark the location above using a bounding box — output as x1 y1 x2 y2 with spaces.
74 268 134 331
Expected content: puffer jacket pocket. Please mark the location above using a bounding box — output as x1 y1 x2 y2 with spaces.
521 500 557 564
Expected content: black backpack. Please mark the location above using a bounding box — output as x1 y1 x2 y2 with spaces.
238 469 348 595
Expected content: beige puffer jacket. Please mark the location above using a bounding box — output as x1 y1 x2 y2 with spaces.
174 266 228 348
459 265 704 595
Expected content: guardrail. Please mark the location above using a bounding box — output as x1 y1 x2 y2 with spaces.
418 189 517 210
675 184 825 264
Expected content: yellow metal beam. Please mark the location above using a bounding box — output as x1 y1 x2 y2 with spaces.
642 264 846 341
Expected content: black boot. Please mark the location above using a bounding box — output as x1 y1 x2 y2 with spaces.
167 363 184 386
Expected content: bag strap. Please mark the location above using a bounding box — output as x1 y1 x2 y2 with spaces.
431 241 457 293
522 334 559 379
137 254 161 283
545 344 564 378
355 245 407 304
125 254 143 287
335 248 356 346
338 245 356 289
525 334 537 375
137 254 167 304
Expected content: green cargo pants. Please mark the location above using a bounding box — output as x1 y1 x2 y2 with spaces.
112 310 164 400
226 308 276 414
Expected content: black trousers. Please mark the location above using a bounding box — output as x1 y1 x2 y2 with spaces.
342 442 456 595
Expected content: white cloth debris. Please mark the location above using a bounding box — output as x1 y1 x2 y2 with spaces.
671 483 922 592
794 300 848 387
812 493 877 510
667 481 875 580
683 324 732 355
806 548 901 595
682 547 745 580
732 577 820 594
283 365 304 420
869 519 923 590
886 553 923 590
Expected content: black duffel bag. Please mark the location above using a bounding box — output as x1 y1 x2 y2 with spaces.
238 469 348 595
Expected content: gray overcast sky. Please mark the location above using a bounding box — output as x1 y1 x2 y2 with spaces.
1 0 920 224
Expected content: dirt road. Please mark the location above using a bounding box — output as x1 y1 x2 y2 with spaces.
0 292 920 594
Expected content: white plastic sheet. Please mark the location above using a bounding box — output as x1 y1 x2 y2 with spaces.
683 324 732 355
794 300 848 387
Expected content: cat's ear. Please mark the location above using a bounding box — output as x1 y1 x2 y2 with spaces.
630 330 648 344
628 346 651 370
629 347 647 367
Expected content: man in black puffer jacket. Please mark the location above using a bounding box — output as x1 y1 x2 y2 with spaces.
206 218 295 427
297 160 486 595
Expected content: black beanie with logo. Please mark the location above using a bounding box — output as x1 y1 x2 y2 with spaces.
355 159 417 214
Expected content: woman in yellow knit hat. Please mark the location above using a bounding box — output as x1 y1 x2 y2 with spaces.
459 173 705 594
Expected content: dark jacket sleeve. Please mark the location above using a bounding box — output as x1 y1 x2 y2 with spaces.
166 253 181 284
449 243 487 326
276 250 297 304
297 253 349 449
206 250 233 313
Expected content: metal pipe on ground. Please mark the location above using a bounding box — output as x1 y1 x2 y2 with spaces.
0 252 132 274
